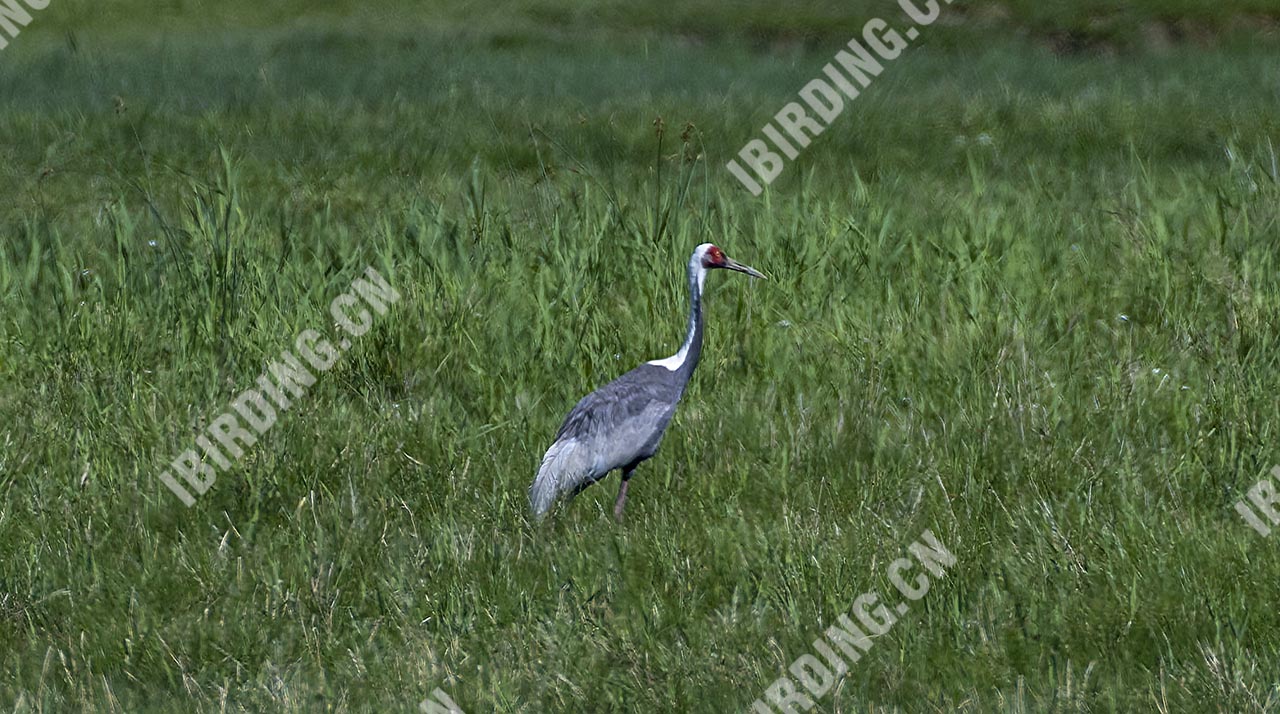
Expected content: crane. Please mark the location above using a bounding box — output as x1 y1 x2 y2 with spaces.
529 243 766 521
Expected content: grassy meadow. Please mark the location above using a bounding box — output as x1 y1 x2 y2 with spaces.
2 0 1280 711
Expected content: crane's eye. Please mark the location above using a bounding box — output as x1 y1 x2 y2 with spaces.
708 247 725 265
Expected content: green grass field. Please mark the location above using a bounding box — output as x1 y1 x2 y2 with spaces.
3 1 1280 711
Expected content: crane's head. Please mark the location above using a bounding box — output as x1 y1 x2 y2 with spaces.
695 243 766 280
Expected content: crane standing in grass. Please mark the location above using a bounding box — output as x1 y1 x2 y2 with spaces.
529 243 766 521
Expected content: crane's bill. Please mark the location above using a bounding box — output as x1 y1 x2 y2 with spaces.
724 258 766 280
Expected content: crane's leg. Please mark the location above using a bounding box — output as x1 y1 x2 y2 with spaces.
614 467 636 522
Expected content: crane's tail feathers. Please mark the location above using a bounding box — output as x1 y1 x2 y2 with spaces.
530 438 591 519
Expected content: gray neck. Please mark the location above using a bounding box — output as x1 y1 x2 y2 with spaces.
676 259 704 385
646 256 706 382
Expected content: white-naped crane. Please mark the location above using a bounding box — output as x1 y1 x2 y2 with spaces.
529 243 766 521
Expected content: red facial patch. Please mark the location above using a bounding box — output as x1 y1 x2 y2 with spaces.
707 245 726 266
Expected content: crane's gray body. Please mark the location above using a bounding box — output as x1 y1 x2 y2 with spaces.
528 364 687 516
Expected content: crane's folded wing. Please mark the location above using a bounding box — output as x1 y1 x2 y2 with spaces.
553 365 681 443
